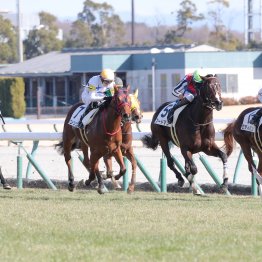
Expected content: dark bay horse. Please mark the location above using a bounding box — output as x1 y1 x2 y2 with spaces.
56 86 131 194
103 89 143 193
142 75 229 194
223 107 262 193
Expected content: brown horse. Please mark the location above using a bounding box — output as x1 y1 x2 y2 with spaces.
103 89 143 193
142 75 229 194
223 107 262 192
56 86 131 194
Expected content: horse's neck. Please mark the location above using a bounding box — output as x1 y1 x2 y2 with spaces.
190 98 213 123
104 106 122 132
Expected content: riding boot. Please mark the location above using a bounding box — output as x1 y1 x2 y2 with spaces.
167 98 190 124
250 108 262 126
78 104 92 129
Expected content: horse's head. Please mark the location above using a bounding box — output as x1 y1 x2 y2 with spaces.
129 88 143 124
199 74 223 111
112 86 132 123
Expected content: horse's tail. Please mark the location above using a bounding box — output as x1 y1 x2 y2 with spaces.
55 141 64 155
141 133 159 150
222 121 236 157
55 139 81 155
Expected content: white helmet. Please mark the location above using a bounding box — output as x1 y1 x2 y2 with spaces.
258 88 262 103
100 69 115 81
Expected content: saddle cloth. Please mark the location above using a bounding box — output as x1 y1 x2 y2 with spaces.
241 109 262 133
154 101 187 127
68 105 99 128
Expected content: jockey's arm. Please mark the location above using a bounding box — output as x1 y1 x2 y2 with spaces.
88 85 105 102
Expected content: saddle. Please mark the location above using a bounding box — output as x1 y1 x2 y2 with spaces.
68 105 99 129
154 102 187 127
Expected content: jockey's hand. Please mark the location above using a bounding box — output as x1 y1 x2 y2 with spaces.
104 96 112 102
104 90 112 97
178 94 184 99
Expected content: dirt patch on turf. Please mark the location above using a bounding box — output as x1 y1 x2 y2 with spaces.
3 178 253 195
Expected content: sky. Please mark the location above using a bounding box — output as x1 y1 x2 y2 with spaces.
0 0 261 32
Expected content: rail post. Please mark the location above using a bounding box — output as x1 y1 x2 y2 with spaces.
199 154 231 195
160 152 167 192
135 154 161 192
26 140 39 179
16 142 23 189
233 150 244 183
123 157 129 191
21 145 57 190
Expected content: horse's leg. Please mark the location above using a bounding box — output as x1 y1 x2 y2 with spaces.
63 139 76 192
204 143 230 193
91 154 107 194
158 137 185 187
81 144 91 173
180 148 200 195
103 155 121 189
0 167 11 190
112 148 126 181
238 142 262 192
125 147 136 193
103 155 113 179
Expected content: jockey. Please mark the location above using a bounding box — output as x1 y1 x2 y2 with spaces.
78 68 115 128
167 69 204 124
250 88 262 127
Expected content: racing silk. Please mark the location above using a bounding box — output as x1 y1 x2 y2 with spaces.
172 73 196 99
81 75 114 105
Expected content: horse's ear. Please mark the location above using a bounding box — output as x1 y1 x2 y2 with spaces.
114 85 119 93
133 88 138 98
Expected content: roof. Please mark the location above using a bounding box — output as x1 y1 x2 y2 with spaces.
0 51 72 77
186 44 224 52
0 44 225 77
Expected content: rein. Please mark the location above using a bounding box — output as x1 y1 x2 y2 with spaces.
102 109 121 136
102 91 131 136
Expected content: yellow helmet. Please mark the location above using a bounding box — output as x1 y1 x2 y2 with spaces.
100 69 115 81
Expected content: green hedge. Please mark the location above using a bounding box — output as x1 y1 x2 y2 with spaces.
0 77 26 118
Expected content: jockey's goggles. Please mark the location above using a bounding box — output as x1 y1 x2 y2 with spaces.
101 78 113 85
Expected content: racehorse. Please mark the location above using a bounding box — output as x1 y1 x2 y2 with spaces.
103 89 143 193
223 107 262 192
56 86 131 194
142 75 229 194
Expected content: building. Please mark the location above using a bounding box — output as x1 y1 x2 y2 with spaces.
0 44 261 114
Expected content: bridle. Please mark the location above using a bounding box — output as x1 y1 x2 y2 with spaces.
102 89 131 136
200 77 222 110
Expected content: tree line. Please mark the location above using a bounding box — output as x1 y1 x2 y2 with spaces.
0 0 261 64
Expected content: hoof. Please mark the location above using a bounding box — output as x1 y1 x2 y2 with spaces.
111 177 121 190
114 174 121 180
85 179 91 186
97 186 108 194
191 182 202 196
3 184 11 190
220 184 228 194
127 184 135 194
68 183 75 192
177 179 185 188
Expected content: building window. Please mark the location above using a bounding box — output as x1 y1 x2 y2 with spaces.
217 74 238 93
172 73 180 87
160 74 167 88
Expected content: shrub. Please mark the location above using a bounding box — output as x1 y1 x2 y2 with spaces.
239 96 258 105
221 97 239 106
0 77 26 118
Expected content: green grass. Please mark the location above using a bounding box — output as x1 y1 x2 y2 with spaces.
0 189 262 262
